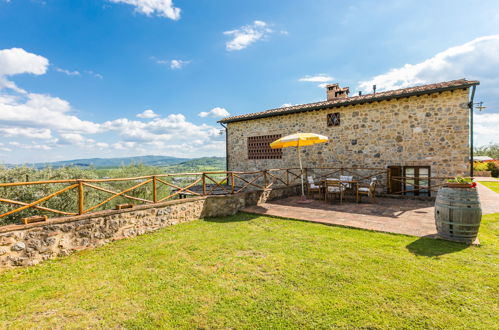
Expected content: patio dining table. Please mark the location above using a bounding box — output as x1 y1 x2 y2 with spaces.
319 179 360 203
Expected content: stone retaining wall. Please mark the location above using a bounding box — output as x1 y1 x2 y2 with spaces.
0 185 299 270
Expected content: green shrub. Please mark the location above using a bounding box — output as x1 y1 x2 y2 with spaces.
487 162 499 178
447 176 473 183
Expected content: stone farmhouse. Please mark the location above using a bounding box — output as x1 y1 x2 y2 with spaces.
219 79 480 196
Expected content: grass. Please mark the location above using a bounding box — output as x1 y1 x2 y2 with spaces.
0 213 498 329
480 181 499 194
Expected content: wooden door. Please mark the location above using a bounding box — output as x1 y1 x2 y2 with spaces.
388 166 402 194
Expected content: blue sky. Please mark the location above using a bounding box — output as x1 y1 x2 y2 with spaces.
0 0 498 164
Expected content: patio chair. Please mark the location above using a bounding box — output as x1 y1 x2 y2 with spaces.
325 179 345 204
339 175 353 188
339 175 355 201
307 176 322 199
358 178 377 202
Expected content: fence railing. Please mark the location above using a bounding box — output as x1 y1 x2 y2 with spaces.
388 176 453 196
0 168 306 222
0 167 450 223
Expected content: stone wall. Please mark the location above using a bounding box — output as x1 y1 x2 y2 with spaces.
227 89 470 178
0 185 299 269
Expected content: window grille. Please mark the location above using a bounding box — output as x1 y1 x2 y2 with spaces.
327 113 341 126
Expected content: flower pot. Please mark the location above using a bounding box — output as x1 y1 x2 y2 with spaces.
445 183 473 188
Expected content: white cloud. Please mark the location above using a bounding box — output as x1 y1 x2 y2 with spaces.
55 68 80 76
95 142 109 149
474 113 499 145
109 0 180 20
8 141 51 150
224 20 274 51
59 133 85 144
0 48 49 93
102 114 220 144
153 58 190 70
84 70 103 79
169 59 189 70
0 48 48 77
0 93 100 133
0 127 52 139
358 35 499 92
358 34 499 146
198 107 230 118
112 141 138 150
298 74 334 83
137 109 159 118
299 74 334 88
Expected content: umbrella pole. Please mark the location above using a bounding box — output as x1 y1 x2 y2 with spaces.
298 145 305 198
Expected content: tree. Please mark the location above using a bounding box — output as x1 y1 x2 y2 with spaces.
474 143 499 159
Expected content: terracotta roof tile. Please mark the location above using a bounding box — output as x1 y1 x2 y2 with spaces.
219 79 479 123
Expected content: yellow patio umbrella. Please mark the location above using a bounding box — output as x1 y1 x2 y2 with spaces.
270 133 329 199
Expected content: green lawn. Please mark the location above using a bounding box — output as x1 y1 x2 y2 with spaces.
0 213 498 329
480 181 499 194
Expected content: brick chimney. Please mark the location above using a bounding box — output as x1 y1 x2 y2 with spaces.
326 83 350 101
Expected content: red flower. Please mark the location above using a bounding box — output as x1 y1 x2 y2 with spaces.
471 182 477 188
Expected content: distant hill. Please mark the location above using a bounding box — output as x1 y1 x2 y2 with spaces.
5 155 194 169
163 157 226 173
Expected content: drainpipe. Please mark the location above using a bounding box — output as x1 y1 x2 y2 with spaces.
468 85 477 178
219 122 229 171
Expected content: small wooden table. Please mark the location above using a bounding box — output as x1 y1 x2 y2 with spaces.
320 179 360 203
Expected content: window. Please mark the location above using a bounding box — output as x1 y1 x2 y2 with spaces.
403 166 430 196
389 166 431 196
247 134 282 160
327 113 341 126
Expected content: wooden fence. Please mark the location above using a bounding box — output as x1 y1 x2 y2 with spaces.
0 168 305 221
0 167 450 222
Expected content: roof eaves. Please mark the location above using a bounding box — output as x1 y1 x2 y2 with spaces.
219 80 479 124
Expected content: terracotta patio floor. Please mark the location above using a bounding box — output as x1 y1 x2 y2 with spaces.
242 196 438 238
242 180 498 240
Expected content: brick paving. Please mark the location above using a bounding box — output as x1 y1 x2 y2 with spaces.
242 183 498 239
243 197 437 237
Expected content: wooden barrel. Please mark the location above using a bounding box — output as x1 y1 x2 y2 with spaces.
435 187 482 243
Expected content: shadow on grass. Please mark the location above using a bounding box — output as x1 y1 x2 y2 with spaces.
406 236 469 257
202 212 262 223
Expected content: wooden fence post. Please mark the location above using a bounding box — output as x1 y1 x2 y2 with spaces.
231 172 235 194
263 170 268 189
78 180 84 215
152 176 157 203
202 174 206 195
286 169 290 186
387 169 391 194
